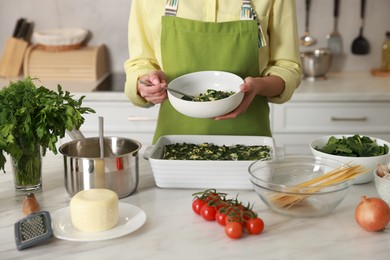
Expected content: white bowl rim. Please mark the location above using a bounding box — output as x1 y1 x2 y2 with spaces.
168 71 243 94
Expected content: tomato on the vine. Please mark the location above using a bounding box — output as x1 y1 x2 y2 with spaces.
225 214 243 226
200 204 217 221
192 198 206 215
215 211 227 226
192 189 265 240
225 222 242 239
204 192 222 205
245 217 264 235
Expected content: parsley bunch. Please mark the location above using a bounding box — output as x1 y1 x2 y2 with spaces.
0 78 95 172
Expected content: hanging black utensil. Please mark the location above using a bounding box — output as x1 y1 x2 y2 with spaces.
351 0 370 55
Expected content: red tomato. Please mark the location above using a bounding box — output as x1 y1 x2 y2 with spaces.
200 204 217 221
225 222 243 239
245 217 264 235
215 211 227 226
192 198 206 215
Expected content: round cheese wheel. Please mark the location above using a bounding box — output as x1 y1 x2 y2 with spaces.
70 189 119 232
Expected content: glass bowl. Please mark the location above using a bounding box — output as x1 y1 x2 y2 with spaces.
248 155 354 218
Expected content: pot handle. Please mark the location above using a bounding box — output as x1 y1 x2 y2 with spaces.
66 129 85 140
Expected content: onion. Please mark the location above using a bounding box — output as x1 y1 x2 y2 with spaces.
355 196 390 232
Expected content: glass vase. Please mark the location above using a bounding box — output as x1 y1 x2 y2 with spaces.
12 144 42 192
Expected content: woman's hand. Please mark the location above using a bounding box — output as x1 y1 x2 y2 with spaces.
214 77 258 120
138 70 168 104
214 75 285 120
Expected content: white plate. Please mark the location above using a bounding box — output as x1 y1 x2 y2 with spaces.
51 202 146 241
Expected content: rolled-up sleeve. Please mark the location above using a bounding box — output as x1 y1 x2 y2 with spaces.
124 0 162 107
261 0 302 104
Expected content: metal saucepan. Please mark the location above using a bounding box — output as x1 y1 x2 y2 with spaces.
300 48 333 81
59 130 142 199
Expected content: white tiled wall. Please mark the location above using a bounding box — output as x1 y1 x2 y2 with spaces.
0 0 389 73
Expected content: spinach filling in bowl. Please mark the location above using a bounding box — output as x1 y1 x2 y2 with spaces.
162 143 271 161
181 89 235 102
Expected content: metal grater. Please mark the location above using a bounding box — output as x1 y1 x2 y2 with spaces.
14 211 53 250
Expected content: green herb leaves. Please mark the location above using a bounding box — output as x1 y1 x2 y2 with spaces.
316 135 389 157
0 78 95 172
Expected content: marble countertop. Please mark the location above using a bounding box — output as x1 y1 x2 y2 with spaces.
293 72 390 102
1 153 389 260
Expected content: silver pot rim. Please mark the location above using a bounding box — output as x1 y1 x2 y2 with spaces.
59 136 142 159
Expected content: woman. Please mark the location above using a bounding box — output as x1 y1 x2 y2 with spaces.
124 0 302 143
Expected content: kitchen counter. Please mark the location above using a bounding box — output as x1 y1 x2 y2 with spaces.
1 72 390 102
81 72 390 102
0 153 389 260
294 72 390 102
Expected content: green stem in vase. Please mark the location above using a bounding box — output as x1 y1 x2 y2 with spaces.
12 145 42 190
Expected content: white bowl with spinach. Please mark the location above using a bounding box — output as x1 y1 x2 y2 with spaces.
309 134 390 184
167 71 244 118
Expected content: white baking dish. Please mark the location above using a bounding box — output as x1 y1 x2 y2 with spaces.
144 135 275 189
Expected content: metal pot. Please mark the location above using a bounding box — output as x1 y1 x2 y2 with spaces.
301 48 333 81
59 135 141 199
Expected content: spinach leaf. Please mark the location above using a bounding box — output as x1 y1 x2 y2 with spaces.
316 134 389 157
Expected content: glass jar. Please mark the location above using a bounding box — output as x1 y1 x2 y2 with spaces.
381 31 390 72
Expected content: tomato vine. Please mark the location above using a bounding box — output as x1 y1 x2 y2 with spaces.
191 189 265 239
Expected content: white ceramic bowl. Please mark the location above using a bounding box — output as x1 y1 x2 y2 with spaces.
167 71 244 118
374 170 390 204
310 135 390 184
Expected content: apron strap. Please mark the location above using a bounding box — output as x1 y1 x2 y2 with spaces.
164 0 266 47
240 0 267 47
165 0 179 16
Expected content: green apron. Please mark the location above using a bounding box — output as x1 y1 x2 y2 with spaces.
153 1 271 143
